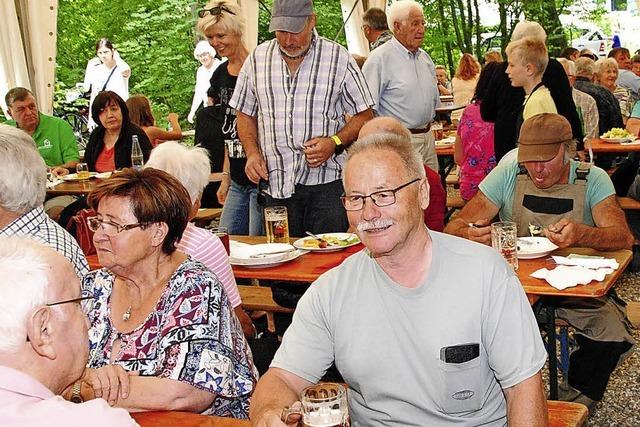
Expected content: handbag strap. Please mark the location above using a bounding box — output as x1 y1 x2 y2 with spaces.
101 65 118 92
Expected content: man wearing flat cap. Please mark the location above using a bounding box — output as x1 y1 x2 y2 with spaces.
230 0 374 236
446 113 635 409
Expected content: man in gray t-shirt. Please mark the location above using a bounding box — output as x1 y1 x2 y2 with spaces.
249 130 548 426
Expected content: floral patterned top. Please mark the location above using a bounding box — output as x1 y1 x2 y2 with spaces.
457 101 497 201
82 257 257 418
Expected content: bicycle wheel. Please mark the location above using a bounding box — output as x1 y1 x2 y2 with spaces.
61 112 89 150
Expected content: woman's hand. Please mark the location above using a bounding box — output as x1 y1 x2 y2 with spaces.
82 365 131 406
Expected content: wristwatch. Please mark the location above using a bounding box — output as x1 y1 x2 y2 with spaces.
70 381 83 403
331 135 345 155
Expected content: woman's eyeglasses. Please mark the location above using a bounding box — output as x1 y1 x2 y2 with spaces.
198 4 236 18
87 217 146 236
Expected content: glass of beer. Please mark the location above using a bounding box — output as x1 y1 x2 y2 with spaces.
264 206 289 243
431 121 444 140
491 221 518 271
76 162 90 180
212 227 230 255
281 383 349 427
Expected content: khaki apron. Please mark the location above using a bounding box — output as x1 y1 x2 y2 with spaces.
512 162 589 237
511 162 634 350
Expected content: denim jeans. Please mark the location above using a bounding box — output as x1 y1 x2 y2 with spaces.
220 180 264 236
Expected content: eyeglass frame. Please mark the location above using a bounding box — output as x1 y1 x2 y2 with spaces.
341 178 422 211
26 292 95 342
87 216 147 236
197 4 236 19
47 293 95 314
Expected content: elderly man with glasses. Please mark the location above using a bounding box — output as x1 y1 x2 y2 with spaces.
0 237 136 426
250 133 548 426
0 124 88 277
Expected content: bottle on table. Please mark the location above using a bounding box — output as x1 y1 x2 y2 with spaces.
131 135 144 170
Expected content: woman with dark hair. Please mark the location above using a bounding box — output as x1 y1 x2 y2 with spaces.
73 168 257 417
84 91 152 172
127 94 182 147
454 62 500 201
83 38 131 128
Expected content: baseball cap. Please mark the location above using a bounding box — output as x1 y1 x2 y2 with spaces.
517 113 573 163
269 0 313 33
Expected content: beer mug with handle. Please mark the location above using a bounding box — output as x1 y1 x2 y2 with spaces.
281 383 350 427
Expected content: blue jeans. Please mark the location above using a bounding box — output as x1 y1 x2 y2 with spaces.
220 180 264 236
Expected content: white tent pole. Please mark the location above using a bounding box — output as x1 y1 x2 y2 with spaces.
340 0 369 56
0 0 31 117
239 0 259 50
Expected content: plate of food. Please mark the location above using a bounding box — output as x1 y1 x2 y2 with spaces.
293 233 361 252
516 237 558 259
62 172 98 181
229 242 306 268
601 128 635 143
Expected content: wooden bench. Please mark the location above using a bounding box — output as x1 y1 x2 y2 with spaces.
547 400 588 427
617 196 640 210
239 285 294 333
192 208 223 227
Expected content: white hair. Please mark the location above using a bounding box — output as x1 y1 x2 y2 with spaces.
511 20 547 43
345 133 426 183
0 237 50 353
556 57 576 76
594 57 619 77
193 40 217 60
0 124 46 213
387 0 423 33
145 142 211 205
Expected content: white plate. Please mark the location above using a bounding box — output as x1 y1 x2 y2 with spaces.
517 237 558 259
601 136 635 143
95 171 112 179
229 242 305 268
63 172 97 181
292 233 360 252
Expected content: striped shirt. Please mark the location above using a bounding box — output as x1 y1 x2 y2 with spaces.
0 207 89 277
176 223 241 308
230 33 374 199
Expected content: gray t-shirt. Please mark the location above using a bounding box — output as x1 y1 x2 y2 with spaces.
272 231 547 426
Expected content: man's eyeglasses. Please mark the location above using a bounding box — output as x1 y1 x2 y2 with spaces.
198 4 236 19
47 292 95 316
87 217 146 236
341 178 421 211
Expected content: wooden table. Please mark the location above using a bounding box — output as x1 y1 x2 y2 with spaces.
587 137 640 154
231 235 362 282
435 143 454 157
522 246 632 400
132 411 250 426
46 178 101 196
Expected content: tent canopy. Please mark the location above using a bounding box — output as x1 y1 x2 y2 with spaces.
1 0 383 118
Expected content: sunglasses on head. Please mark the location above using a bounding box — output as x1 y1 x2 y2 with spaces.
198 4 236 18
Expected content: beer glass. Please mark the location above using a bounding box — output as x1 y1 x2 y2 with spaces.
76 162 90 180
491 221 518 271
212 226 229 255
264 206 289 243
281 383 350 427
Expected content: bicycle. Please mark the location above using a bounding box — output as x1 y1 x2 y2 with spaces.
54 84 90 150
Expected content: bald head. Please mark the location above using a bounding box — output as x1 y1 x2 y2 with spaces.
358 116 411 142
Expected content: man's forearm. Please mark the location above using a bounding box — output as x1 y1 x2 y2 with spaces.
237 111 261 157
504 372 548 427
250 369 311 423
336 109 374 145
576 224 634 251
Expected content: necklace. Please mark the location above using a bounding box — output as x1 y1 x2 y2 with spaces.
122 305 132 321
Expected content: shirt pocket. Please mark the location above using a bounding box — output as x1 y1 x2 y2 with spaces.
435 355 484 414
